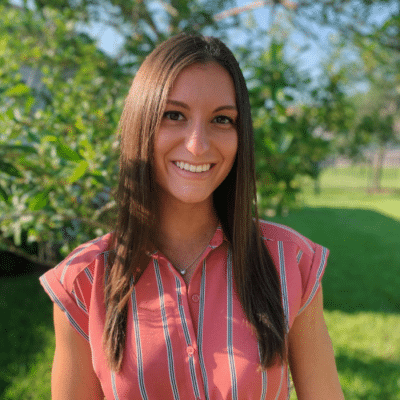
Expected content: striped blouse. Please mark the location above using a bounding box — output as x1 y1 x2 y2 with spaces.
39 220 328 400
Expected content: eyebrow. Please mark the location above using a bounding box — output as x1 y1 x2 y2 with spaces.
166 99 237 113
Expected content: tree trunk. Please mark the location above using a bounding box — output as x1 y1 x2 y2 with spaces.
314 177 321 195
372 144 386 192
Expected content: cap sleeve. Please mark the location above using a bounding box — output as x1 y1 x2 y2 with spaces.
40 268 90 340
39 236 107 341
297 242 329 315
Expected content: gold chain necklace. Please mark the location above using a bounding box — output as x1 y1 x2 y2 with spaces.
173 242 210 275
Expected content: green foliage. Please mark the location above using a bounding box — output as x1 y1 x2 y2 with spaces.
0 4 127 261
350 56 400 190
240 41 339 215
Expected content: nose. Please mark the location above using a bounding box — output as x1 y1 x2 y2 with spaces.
185 121 210 156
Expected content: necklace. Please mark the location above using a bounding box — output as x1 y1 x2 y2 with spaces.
174 242 210 275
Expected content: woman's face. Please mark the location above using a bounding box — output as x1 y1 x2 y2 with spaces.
153 62 238 207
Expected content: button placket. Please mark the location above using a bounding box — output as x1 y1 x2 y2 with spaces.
174 272 207 399
186 345 195 356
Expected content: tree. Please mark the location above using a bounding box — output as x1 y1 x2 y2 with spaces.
239 41 337 214
353 81 400 191
217 0 399 53
332 17 400 191
20 0 239 71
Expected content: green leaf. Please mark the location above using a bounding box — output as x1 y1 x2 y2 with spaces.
67 160 89 183
29 188 52 211
74 116 85 132
41 135 58 143
263 138 277 154
4 83 30 96
25 96 35 113
80 139 95 161
0 184 9 203
0 161 23 178
56 143 82 162
5 108 14 120
90 172 108 185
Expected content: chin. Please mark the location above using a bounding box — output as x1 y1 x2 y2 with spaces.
170 191 213 206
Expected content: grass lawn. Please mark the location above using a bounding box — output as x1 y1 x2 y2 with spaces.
316 165 400 190
0 272 53 400
270 206 400 399
282 169 400 399
1 168 400 399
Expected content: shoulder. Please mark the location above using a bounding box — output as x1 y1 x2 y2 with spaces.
258 219 318 257
45 232 112 293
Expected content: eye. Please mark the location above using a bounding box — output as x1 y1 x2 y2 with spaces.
163 111 184 121
213 115 235 125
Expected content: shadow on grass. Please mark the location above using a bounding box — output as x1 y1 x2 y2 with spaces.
337 350 400 400
266 207 400 315
0 273 53 398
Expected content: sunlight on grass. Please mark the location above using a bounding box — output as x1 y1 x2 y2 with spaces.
318 166 400 190
326 311 400 400
300 173 400 222
290 309 400 400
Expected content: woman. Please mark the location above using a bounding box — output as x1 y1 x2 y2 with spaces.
40 33 344 399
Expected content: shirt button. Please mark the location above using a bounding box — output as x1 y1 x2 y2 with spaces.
187 346 195 356
191 294 200 302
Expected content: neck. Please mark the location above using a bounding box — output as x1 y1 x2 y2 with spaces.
155 195 218 256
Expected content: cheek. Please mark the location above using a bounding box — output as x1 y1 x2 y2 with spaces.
153 133 169 165
152 137 166 181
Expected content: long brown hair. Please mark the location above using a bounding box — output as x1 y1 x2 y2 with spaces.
104 33 286 372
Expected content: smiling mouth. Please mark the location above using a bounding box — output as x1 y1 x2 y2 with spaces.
173 161 213 173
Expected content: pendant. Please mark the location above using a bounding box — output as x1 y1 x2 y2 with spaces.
180 269 186 275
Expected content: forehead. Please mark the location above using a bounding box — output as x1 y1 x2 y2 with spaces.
167 62 236 104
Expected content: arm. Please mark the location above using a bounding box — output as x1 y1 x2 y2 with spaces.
288 287 344 400
52 304 104 400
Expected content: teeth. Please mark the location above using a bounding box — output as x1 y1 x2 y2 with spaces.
175 162 211 173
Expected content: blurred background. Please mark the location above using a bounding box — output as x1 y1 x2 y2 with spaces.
0 0 399 398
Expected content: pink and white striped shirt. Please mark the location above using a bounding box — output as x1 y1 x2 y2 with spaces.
40 220 328 400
